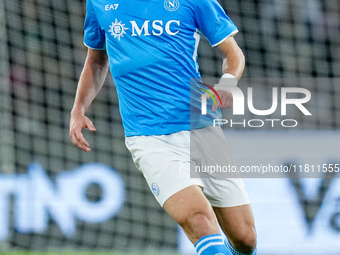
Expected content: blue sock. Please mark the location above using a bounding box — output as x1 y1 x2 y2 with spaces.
225 238 257 255
195 233 232 255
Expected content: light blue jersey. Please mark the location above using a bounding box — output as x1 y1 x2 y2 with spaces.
84 0 238 136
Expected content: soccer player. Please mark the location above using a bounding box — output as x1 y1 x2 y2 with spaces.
69 0 257 254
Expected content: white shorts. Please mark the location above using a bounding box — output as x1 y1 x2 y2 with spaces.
125 126 250 207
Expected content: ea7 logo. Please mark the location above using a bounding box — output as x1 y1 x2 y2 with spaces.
105 4 119 11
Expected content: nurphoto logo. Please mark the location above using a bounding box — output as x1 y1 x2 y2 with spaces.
200 82 312 128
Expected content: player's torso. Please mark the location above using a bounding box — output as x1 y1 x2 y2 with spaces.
89 0 198 78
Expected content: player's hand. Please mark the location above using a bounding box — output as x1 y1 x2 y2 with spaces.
69 111 96 152
212 90 233 112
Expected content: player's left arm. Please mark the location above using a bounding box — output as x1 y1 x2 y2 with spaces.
219 37 245 80
212 37 245 111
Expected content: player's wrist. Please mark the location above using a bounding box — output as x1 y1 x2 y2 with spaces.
219 73 238 86
214 73 238 92
71 106 86 117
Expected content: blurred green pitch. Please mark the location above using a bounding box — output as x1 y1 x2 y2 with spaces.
3 252 179 255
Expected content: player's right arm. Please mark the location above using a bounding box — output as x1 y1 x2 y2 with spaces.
69 48 109 152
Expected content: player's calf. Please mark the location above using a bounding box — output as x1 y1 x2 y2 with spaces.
163 186 235 254
226 228 257 254
213 205 257 254
164 185 220 243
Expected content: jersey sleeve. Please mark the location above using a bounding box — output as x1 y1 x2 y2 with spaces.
194 0 238 47
83 0 106 50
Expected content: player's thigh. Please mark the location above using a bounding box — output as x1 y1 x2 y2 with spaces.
125 131 203 207
213 204 256 244
192 126 251 209
202 177 250 208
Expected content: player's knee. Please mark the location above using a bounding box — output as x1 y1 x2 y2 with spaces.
230 227 257 253
178 209 213 229
178 209 218 240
